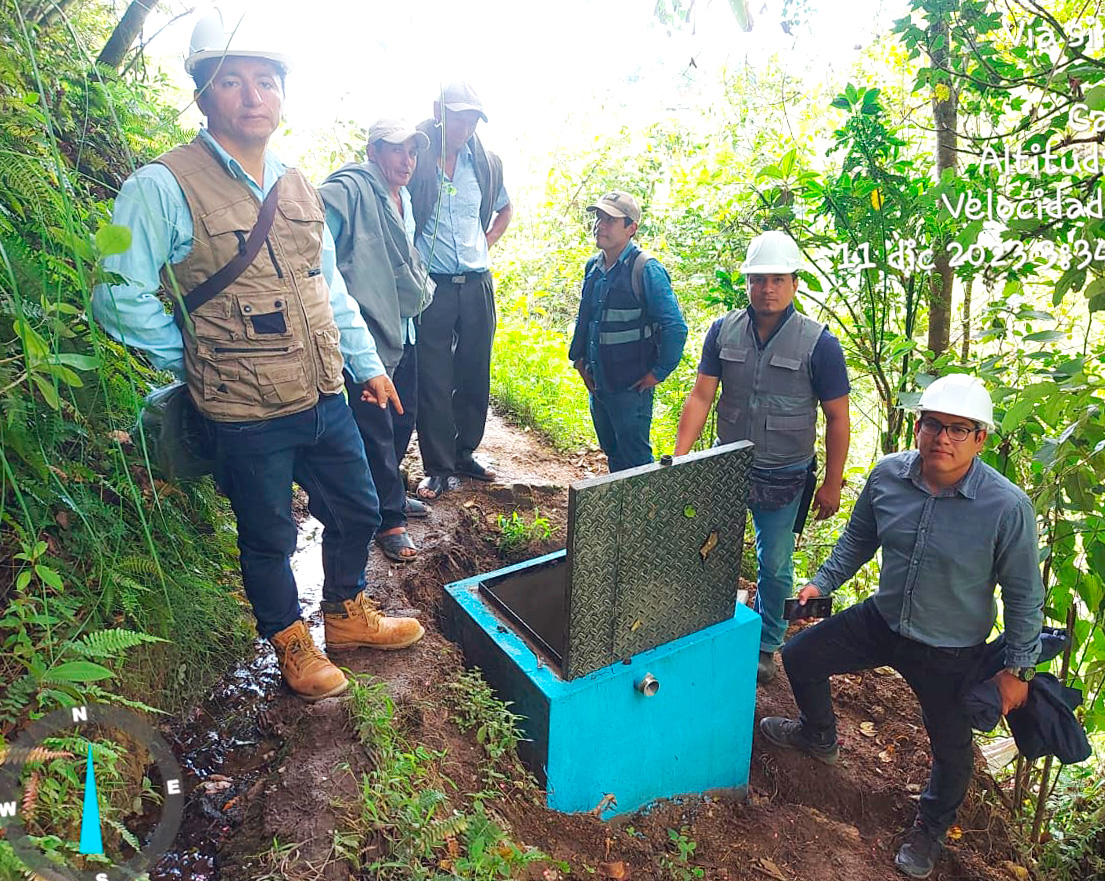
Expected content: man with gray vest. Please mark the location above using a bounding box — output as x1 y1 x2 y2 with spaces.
407 82 512 500
92 9 424 704
569 191 688 472
319 120 435 563
674 230 850 683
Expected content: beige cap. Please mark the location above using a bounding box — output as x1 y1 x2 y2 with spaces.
587 191 642 223
367 119 430 152
440 81 488 122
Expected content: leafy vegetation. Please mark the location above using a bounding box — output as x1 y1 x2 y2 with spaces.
339 674 554 880
494 509 554 552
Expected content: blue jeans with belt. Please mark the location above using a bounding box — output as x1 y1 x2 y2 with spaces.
208 393 381 638
589 387 655 473
750 459 810 653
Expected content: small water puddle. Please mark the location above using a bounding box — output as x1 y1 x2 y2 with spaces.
150 516 325 880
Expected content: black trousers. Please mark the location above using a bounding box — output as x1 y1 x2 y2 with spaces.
416 271 496 477
345 342 418 532
781 597 985 836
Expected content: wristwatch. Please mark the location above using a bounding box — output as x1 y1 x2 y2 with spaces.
1004 666 1036 682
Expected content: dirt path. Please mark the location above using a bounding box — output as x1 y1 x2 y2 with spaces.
154 411 1024 881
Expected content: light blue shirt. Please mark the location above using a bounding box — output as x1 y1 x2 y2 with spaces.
416 144 509 274
93 129 384 383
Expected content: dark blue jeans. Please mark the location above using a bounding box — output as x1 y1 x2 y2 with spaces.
345 342 418 532
209 394 381 638
589 387 655 472
781 597 985 835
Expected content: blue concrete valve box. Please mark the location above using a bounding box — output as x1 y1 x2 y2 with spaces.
443 442 760 817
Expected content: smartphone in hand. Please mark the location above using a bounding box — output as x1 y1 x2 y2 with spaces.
784 596 832 621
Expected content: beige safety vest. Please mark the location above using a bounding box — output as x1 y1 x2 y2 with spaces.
155 138 346 422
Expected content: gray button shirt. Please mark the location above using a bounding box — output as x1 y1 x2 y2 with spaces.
811 450 1043 667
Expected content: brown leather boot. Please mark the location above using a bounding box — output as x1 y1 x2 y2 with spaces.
270 620 349 702
323 591 425 652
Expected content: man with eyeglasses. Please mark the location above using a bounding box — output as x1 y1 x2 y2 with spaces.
759 373 1044 879
674 230 851 683
569 191 687 471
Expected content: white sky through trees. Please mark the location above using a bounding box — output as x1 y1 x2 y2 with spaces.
141 0 907 196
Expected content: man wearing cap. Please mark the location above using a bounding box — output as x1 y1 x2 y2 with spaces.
674 230 850 683
568 191 687 472
319 120 435 563
407 82 512 500
759 374 1043 880
93 9 424 704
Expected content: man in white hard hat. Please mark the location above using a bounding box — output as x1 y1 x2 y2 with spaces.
92 9 424 704
568 190 688 471
406 82 512 500
674 230 851 683
319 120 435 565
760 374 1044 880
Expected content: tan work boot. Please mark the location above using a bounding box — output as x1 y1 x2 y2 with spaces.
323 591 425 652
270 620 349 702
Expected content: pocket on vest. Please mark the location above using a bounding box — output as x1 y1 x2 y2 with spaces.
314 328 345 387
766 412 814 432
201 355 310 406
238 292 292 339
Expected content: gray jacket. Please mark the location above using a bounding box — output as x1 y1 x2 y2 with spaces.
319 161 434 370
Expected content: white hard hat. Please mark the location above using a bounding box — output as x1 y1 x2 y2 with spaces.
917 374 994 429
739 230 805 274
185 9 291 76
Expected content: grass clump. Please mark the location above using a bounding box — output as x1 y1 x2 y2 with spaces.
494 508 554 553
341 675 555 880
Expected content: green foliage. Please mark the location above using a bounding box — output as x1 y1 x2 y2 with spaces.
341 676 554 880
445 667 529 790
660 827 704 880
494 509 554 552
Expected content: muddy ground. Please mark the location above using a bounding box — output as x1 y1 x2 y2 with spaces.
152 411 1030 881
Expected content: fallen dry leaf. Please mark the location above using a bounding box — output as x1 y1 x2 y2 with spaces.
542 870 562 881
878 747 895 763
999 861 1029 881
54 511 69 530
757 857 787 881
859 721 877 737
445 835 459 858
109 429 132 445
946 825 963 842
589 792 617 816
597 861 629 880
462 499 477 508
875 665 897 676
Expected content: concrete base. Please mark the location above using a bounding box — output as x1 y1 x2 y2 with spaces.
443 551 761 818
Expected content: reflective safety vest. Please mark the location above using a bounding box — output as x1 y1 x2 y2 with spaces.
581 245 657 391
715 309 824 468
154 139 346 422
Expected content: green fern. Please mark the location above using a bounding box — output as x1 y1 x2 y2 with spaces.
70 628 163 659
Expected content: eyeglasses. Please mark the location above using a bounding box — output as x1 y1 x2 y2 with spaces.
917 416 982 443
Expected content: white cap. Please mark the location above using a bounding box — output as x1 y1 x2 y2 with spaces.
185 9 291 76
917 374 994 429
739 230 805 274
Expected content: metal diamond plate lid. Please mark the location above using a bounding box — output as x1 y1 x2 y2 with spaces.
562 440 754 679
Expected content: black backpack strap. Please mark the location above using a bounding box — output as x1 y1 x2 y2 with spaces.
173 178 282 329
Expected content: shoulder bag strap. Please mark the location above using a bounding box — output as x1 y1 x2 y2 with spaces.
173 178 282 329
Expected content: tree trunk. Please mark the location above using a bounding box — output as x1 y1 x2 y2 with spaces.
960 276 973 360
96 0 160 71
927 12 956 357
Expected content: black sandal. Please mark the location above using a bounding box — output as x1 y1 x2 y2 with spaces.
375 530 418 563
416 474 459 500
456 457 496 482
405 495 432 518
